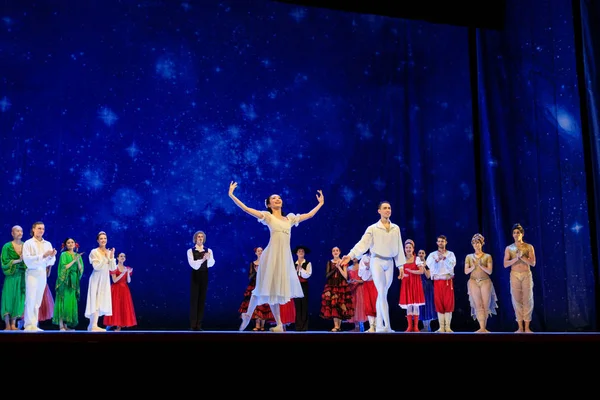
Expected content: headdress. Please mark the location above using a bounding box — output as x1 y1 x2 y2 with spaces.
512 223 524 234
471 233 485 245
61 239 80 251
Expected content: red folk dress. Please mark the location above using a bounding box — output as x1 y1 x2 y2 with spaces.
399 257 425 308
103 266 137 328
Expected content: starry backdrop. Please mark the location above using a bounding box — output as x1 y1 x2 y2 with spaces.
0 0 595 331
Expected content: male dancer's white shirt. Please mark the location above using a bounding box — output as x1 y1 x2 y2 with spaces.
348 220 406 270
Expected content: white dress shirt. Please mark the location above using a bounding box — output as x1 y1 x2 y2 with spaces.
348 220 406 268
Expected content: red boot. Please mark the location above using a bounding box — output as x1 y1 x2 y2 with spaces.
405 315 413 332
413 315 420 332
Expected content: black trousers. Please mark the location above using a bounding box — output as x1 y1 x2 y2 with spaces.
190 267 208 330
294 281 309 331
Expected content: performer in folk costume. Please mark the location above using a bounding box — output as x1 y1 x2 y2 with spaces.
292 245 312 331
426 235 457 333
398 239 425 332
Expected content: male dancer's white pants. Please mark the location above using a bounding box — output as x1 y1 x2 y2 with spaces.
23 268 47 331
369 256 395 332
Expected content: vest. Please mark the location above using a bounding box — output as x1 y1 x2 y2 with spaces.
191 248 208 270
296 260 309 282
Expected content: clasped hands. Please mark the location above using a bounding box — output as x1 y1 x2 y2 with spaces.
43 248 57 258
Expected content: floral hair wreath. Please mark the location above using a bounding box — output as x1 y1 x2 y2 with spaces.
61 242 80 251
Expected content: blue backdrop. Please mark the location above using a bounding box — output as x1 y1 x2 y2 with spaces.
0 0 595 332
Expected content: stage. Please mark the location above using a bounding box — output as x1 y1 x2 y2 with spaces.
2 329 597 357
2 329 596 382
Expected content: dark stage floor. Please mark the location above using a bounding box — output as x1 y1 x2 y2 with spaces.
3 329 598 356
3 329 597 380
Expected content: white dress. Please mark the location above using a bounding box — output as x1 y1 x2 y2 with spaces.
253 211 304 305
85 248 117 318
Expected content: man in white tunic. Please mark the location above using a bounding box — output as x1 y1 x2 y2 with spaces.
340 201 406 332
22 221 56 331
426 235 457 332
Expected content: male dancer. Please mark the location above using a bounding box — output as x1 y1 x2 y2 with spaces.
503 223 536 333
187 230 216 331
292 245 312 331
22 221 56 331
426 235 456 332
340 201 406 332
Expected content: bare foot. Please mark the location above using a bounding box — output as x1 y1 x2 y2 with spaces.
475 328 485 333
269 325 284 332
515 328 524 333
115 327 122 332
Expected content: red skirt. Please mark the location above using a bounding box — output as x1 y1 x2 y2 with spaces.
399 273 425 308
363 280 377 317
280 300 295 324
38 284 54 322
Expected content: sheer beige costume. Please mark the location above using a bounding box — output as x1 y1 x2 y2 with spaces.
465 253 498 326
506 244 534 322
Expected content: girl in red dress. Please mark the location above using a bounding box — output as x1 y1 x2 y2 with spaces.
359 251 377 332
398 239 425 332
103 253 137 331
347 257 366 331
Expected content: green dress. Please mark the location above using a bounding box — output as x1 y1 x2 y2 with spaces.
52 251 84 327
1 242 26 319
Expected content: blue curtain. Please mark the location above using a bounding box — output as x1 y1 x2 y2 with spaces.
476 0 595 331
0 0 597 331
579 0 600 325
